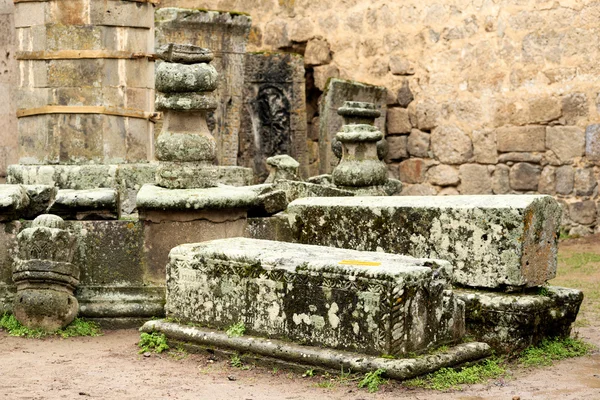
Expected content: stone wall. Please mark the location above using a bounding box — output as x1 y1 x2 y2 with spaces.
0 0 16 182
2 0 599 232
158 0 600 235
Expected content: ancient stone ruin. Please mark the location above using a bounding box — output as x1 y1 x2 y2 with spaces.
0 0 587 383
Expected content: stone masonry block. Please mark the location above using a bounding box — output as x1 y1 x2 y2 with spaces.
166 238 464 357
459 164 492 194
387 107 411 134
510 163 541 191
585 124 600 161
472 129 498 164
431 125 473 164
546 126 584 164
304 37 331 66
497 126 545 153
288 195 562 289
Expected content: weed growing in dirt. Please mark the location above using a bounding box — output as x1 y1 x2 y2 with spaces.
358 368 387 393
303 368 315 377
168 345 188 360
519 337 593 367
230 353 244 368
226 321 246 338
0 313 101 338
138 332 169 354
403 358 505 391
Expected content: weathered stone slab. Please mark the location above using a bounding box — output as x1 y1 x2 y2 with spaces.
156 8 252 167
239 53 307 181
166 238 464 357
457 286 583 352
49 189 119 220
22 185 57 218
0 185 30 221
136 184 283 215
585 124 600 161
287 195 562 289
319 79 386 174
273 180 355 203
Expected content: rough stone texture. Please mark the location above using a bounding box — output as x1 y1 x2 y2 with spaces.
399 159 430 184
0 221 19 313
239 53 307 181
538 166 556 195
273 180 354 203
574 168 597 197
156 8 251 166
14 0 155 165
166 238 464 357
387 108 411 135
155 62 218 93
510 163 541 191
568 200 597 225
427 165 459 187
143 320 492 381
384 135 408 162
319 79 386 174
264 155 301 183
546 126 585 164
49 189 120 220
288 195 562 289
398 183 437 196
497 126 546 153
457 287 583 352
585 124 600 161
431 125 473 164
407 129 430 158
492 164 510 194
13 214 79 331
332 102 388 188
0 3 17 180
155 163 253 190
304 37 331 66
556 166 575 195
472 129 498 164
498 152 543 164
459 164 492 194
0 185 30 221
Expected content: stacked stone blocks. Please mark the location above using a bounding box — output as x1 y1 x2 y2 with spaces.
14 0 155 165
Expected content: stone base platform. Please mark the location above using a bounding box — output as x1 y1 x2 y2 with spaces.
456 286 583 352
141 320 491 380
166 238 465 357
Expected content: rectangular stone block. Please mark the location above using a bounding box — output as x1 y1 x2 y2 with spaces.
13 2 45 28
457 287 583 352
585 124 600 161
287 195 562 289
496 126 546 152
49 188 120 220
319 79 387 174
166 238 464 357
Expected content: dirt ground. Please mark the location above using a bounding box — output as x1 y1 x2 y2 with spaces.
1 236 599 400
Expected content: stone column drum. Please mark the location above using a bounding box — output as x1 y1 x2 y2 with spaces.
332 101 388 188
13 214 79 331
154 44 221 189
14 0 155 164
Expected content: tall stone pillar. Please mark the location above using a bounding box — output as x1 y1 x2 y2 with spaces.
155 8 252 167
14 0 156 165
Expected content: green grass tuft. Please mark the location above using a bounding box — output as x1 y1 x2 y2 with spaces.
0 313 101 339
404 358 506 391
138 332 169 354
519 337 593 367
358 368 388 393
226 321 246 338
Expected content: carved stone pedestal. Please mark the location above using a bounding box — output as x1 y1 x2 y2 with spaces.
13 214 79 331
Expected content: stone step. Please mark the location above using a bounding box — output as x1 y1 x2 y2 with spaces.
165 237 465 357
287 194 562 290
141 319 491 381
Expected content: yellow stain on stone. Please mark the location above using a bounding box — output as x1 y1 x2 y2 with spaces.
338 260 381 266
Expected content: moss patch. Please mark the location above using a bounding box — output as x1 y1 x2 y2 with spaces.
0 313 101 338
519 337 593 367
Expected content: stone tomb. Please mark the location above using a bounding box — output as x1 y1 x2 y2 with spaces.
287 195 562 290
166 238 465 357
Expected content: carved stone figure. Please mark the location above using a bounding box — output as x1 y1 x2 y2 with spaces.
13 214 79 331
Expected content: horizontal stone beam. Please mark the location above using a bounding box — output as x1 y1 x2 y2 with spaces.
287 195 562 290
141 320 492 381
166 238 464 357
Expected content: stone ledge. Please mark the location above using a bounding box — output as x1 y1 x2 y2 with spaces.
77 286 165 318
49 189 120 220
141 320 491 381
456 286 583 352
287 195 562 290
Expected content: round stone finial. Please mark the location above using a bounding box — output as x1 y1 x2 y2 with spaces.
31 214 65 229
